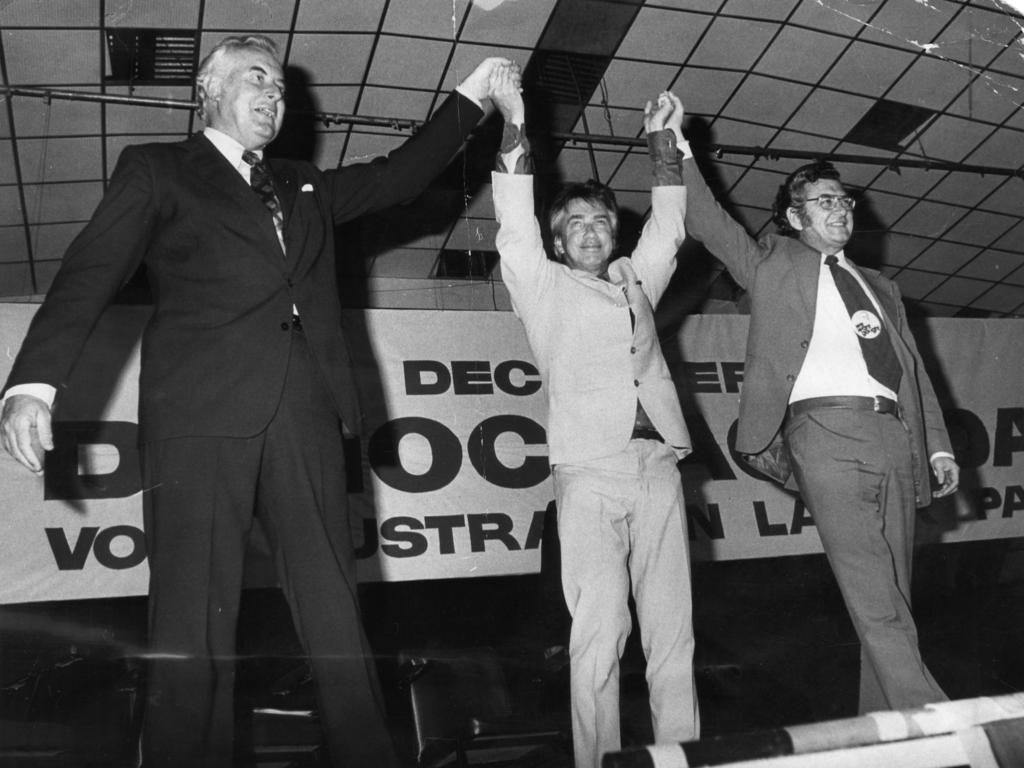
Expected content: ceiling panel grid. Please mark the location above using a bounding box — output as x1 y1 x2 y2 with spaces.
0 0 1019 317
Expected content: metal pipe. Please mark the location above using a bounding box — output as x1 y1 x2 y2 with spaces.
2 85 195 109
0 85 420 131
553 130 1024 179
4 85 1022 178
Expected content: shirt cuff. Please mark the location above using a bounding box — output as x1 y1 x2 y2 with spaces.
930 451 955 464
454 84 483 109
3 383 57 409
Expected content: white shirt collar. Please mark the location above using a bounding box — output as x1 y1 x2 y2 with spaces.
203 126 259 171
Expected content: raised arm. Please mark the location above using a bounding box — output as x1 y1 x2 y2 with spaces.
489 64 554 315
491 62 529 175
630 91 687 308
676 96 767 289
326 57 514 222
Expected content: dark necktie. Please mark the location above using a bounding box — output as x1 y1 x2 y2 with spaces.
241 150 284 241
825 254 902 393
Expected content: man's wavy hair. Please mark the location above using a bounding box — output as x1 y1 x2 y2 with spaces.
772 161 843 236
195 35 280 120
547 179 619 262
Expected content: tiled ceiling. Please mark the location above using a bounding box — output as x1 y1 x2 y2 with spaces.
1 0 1023 318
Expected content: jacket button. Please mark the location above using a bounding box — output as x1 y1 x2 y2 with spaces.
630 346 637 354
800 340 809 349
786 374 795 382
634 379 640 387
280 322 290 331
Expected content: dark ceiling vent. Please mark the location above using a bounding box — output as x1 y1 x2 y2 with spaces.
844 99 937 152
433 250 499 280
105 28 198 84
528 50 611 105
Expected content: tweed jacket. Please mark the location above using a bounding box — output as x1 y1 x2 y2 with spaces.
681 156 952 506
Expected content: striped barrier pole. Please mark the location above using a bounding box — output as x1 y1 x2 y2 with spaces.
602 694 1024 768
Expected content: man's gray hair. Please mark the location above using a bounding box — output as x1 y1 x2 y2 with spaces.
195 35 280 120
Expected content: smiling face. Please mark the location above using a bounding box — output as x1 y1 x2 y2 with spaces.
787 178 854 255
552 198 617 276
203 46 286 151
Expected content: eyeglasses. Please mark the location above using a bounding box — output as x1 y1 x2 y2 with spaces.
804 194 856 211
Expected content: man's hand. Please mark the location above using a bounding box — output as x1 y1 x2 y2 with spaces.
644 91 684 144
489 62 524 124
931 455 960 498
458 57 516 103
1 394 54 475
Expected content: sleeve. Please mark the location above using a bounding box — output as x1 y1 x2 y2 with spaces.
491 172 552 318
894 291 953 458
629 185 686 310
681 155 768 289
628 129 687 309
325 91 484 224
4 145 155 395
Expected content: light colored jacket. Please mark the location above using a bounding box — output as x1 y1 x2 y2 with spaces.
492 172 691 465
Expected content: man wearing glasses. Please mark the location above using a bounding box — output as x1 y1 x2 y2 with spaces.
669 93 959 715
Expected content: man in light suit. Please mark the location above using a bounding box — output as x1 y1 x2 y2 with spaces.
673 93 959 715
0 34 510 767
490 69 698 768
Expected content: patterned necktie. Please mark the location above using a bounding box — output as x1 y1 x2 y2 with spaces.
825 254 902 393
241 150 284 243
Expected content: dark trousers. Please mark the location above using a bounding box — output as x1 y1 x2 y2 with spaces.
785 406 947 713
139 330 399 768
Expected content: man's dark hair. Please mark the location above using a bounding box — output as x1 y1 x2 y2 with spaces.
547 179 619 261
772 161 843 235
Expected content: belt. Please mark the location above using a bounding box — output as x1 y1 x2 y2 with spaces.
788 395 898 419
630 425 664 442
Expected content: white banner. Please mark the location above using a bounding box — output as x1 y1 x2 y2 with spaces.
1 304 1021 603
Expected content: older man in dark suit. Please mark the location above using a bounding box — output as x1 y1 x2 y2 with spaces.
670 93 959 715
0 34 508 768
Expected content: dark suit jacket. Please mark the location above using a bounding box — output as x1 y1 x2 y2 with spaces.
6 92 483 444
682 157 952 507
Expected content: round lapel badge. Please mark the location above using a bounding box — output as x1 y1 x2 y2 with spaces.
851 309 882 339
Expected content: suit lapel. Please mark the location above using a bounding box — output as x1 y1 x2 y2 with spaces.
268 160 310 271
187 134 286 264
271 160 298 228
791 243 820 314
857 266 899 323
858 266 912 357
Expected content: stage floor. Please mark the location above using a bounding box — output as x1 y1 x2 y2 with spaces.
3 540 1023 767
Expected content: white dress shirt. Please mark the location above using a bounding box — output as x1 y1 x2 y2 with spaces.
789 250 898 403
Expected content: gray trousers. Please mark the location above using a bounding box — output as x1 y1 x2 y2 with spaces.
785 405 947 713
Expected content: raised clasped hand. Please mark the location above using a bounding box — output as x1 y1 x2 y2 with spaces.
643 91 685 144
459 57 516 103
489 61 524 123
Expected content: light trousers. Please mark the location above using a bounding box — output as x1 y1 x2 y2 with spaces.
554 439 699 768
